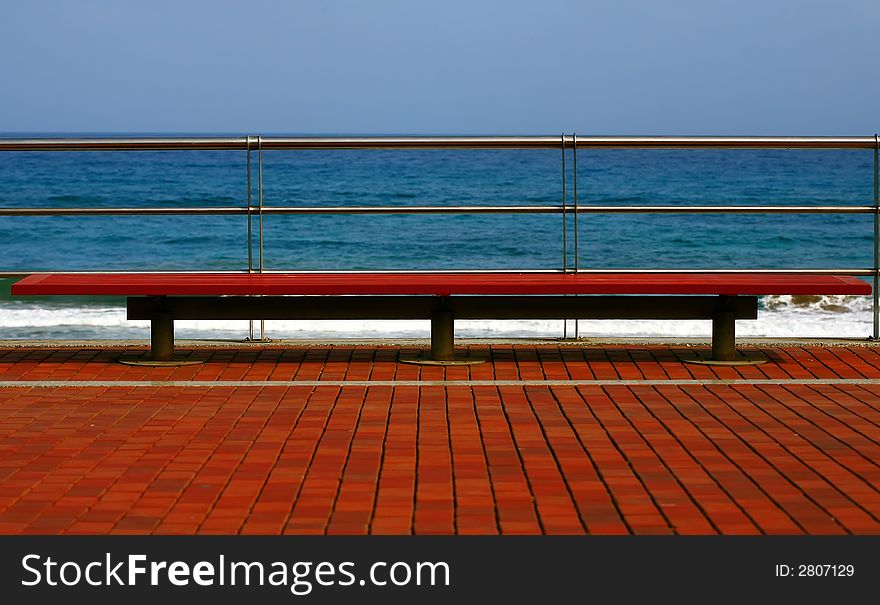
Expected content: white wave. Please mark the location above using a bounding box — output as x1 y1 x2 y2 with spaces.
0 296 873 340
762 294 873 314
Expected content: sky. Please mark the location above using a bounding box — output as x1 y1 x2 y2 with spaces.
0 0 877 135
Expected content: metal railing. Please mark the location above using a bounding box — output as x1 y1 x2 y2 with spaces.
1 135 878 339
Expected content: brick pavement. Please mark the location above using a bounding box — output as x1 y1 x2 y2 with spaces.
1 343 879 535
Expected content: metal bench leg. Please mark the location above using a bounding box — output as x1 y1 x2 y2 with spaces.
712 296 736 361
151 311 174 361
431 309 454 361
401 305 482 365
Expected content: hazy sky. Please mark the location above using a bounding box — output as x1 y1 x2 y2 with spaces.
1 0 877 134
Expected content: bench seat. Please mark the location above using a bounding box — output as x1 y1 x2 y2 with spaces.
12 272 870 296
11 272 871 363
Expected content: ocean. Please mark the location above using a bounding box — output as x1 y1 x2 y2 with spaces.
0 139 875 340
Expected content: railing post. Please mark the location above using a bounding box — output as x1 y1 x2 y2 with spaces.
246 135 255 341
561 133 567 272
246 137 252 272
258 134 265 274
573 133 579 273
561 133 567 339
258 135 267 342
245 135 268 342
573 133 580 338
874 133 879 339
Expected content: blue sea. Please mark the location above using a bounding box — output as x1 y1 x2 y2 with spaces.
0 137 876 340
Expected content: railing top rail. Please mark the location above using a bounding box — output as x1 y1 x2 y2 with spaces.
0 205 875 216
0 135 876 151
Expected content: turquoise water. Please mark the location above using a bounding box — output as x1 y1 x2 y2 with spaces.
0 140 875 339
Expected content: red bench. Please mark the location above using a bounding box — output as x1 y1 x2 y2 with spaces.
12 272 871 363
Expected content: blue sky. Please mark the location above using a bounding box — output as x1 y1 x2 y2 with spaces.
1 0 876 134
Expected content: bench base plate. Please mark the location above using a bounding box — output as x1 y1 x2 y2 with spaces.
119 358 205 367
399 355 488 366
682 357 767 366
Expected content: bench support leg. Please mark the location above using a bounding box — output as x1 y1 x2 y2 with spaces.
711 297 736 361
431 309 454 361
151 311 174 361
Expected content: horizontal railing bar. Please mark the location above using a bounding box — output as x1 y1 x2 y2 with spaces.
0 205 874 216
1 268 873 278
0 135 877 151
259 204 878 215
259 136 880 150
577 205 875 214
0 206 555 216
0 207 247 216
0 138 249 151
562 136 878 149
267 205 556 214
